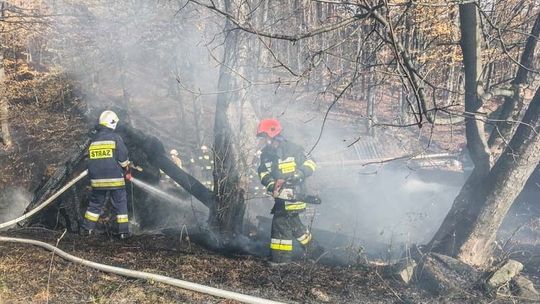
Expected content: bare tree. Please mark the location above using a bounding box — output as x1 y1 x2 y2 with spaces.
428 4 540 266
211 0 259 239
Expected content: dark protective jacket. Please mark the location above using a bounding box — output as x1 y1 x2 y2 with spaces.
87 126 130 190
257 140 317 212
197 150 214 187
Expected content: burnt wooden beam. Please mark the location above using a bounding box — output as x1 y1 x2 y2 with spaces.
118 125 215 208
21 137 90 228
25 138 90 213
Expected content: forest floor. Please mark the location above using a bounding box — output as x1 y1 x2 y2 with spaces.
0 228 535 304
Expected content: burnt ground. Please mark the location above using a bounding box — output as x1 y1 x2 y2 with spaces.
0 228 532 304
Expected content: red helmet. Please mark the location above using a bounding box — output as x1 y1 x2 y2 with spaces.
256 118 282 138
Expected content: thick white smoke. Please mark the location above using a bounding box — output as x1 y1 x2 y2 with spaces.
0 187 32 229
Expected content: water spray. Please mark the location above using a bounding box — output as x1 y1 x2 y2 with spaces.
131 177 186 205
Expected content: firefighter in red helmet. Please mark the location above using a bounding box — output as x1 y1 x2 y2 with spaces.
256 118 323 265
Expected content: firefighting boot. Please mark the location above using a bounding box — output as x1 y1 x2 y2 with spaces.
268 255 291 267
269 250 292 267
116 232 132 240
79 228 94 237
268 261 290 267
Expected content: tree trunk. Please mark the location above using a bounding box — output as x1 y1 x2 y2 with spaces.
0 98 11 148
427 3 492 258
210 0 258 239
429 8 540 265
429 87 540 267
191 96 203 146
458 86 540 266
0 1 11 149
367 83 375 135
118 54 130 111
459 3 491 175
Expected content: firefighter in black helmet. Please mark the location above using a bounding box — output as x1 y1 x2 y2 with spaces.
256 118 323 265
80 110 132 239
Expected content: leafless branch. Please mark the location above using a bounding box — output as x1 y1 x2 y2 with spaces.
477 83 515 101
188 0 381 42
477 3 540 75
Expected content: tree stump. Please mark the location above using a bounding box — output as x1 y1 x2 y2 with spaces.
417 253 482 296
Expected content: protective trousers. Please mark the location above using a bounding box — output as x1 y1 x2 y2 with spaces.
82 189 129 234
270 212 314 263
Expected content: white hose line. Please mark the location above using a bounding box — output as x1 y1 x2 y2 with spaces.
0 236 286 304
0 170 89 230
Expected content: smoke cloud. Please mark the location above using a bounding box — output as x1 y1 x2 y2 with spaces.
40 0 472 260
0 187 32 229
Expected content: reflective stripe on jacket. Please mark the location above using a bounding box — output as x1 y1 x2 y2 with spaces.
87 127 129 190
257 140 316 212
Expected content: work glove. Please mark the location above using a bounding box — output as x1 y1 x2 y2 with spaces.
130 163 144 172
272 179 286 198
124 166 132 181
287 170 305 184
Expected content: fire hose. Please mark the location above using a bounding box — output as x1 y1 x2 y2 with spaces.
0 164 145 230
0 236 286 304
0 170 287 304
0 169 89 230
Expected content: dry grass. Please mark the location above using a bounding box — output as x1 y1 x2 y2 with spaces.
0 229 458 304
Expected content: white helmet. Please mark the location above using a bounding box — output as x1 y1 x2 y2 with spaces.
170 149 179 156
99 110 119 130
201 145 208 151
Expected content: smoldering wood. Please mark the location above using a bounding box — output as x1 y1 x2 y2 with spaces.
23 137 90 228
416 253 482 296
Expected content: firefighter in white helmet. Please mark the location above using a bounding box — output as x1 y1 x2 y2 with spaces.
81 110 131 239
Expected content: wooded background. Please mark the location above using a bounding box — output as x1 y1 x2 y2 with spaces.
1 0 539 268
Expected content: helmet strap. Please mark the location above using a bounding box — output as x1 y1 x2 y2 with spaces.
274 134 285 142
270 135 284 148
